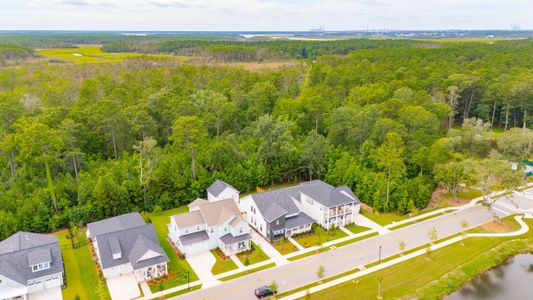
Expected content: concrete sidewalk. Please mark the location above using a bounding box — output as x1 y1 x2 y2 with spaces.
250 229 288 265
288 237 305 251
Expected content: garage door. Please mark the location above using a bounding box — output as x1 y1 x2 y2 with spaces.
184 241 209 256
45 276 61 289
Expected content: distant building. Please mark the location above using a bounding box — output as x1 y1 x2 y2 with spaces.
0 232 64 300
87 212 169 282
239 180 361 241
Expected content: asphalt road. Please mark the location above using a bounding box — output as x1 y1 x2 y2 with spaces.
173 195 529 300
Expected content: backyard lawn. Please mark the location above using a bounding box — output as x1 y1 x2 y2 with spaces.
272 239 299 255
211 249 238 275
148 207 199 291
55 230 110 300
237 242 269 265
293 225 348 248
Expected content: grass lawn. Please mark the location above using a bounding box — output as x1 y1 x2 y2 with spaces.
293 226 348 248
442 189 483 201
296 219 533 300
237 242 269 265
211 249 239 275
388 211 453 230
147 207 198 291
272 239 299 255
344 223 371 234
55 230 110 300
361 210 409 226
36 45 180 64
467 215 521 234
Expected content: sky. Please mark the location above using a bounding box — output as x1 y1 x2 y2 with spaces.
0 0 531 31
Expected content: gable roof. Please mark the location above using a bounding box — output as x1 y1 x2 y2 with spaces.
0 232 63 286
207 179 237 197
187 198 208 209
172 211 205 228
172 198 244 229
87 212 145 237
94 224 168 270
248 180 360 222
198 198 241 227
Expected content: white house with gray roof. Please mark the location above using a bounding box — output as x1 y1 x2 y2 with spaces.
168 191 251 257
0 232 64 300
239 180 360 241
206 179 240 203
86 212 168 282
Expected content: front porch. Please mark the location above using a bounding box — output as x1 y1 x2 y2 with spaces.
219 233 252 256
135 263 168 282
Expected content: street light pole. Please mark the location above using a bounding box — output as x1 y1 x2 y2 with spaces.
379 245 382 264
184 270 190 290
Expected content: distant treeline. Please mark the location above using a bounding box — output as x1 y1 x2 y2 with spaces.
0 44 35 64
0 32 236 49
101 39 419 61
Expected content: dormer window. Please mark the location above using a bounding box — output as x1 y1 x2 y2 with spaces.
31 262 50 272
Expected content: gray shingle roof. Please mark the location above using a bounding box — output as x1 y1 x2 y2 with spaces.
108 236 121 256
285 213 314 230
299 181 360 207
94 224 168 270
249 180 359 223
27 248 51 266
207 179 237 197
219 233 251 245
178 231 210 246
0 232 63 286
87 212 145 238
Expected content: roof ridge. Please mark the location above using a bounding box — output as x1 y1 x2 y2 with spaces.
94 223 150 238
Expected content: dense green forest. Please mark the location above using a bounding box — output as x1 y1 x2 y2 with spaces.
0 37 531 240
102 39 417 61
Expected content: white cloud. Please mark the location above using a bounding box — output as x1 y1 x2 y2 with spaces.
0 0 531 30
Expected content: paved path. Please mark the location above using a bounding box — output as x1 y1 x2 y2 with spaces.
287 237 305 251
230 255 245 269
354 214 390 234
280 215 530 300
339 226 354 236
173 201 522 300
186 251 221 288
250 230 288 266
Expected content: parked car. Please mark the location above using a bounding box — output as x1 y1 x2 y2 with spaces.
254 285 276 298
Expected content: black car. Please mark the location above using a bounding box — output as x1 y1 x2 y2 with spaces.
254 285 276 298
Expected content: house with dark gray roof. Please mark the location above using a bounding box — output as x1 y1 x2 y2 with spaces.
239 180 360 241
206 179 239 203
168 185 251 256
0 232 64 300
86 213 168 282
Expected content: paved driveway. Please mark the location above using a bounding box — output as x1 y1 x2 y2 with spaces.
107 274 140 300
29 287 62 300
186 251 221 288
172 200 514 300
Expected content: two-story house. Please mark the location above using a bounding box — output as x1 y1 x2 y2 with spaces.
87 212 169 282
239 180 360 241
168 191 251 257
0 232 64 300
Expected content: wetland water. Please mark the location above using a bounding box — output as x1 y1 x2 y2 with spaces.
445 254 533 300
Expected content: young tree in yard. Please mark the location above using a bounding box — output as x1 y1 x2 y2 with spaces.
133 137 159 208
171 116 206 180
270 280 278 293
428 227 438 244
460 220 469 237
317 265 325 283
399 241 406 254
377 276 384 300
466 159 522 223
376 132 406 207
434 161 468 201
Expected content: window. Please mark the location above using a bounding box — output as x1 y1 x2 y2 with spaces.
224 227 227 232
239 227 243 233
276 220 280 225
32 262 50 272
210 227 214 233
197 226 200 230
0 278 2 285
